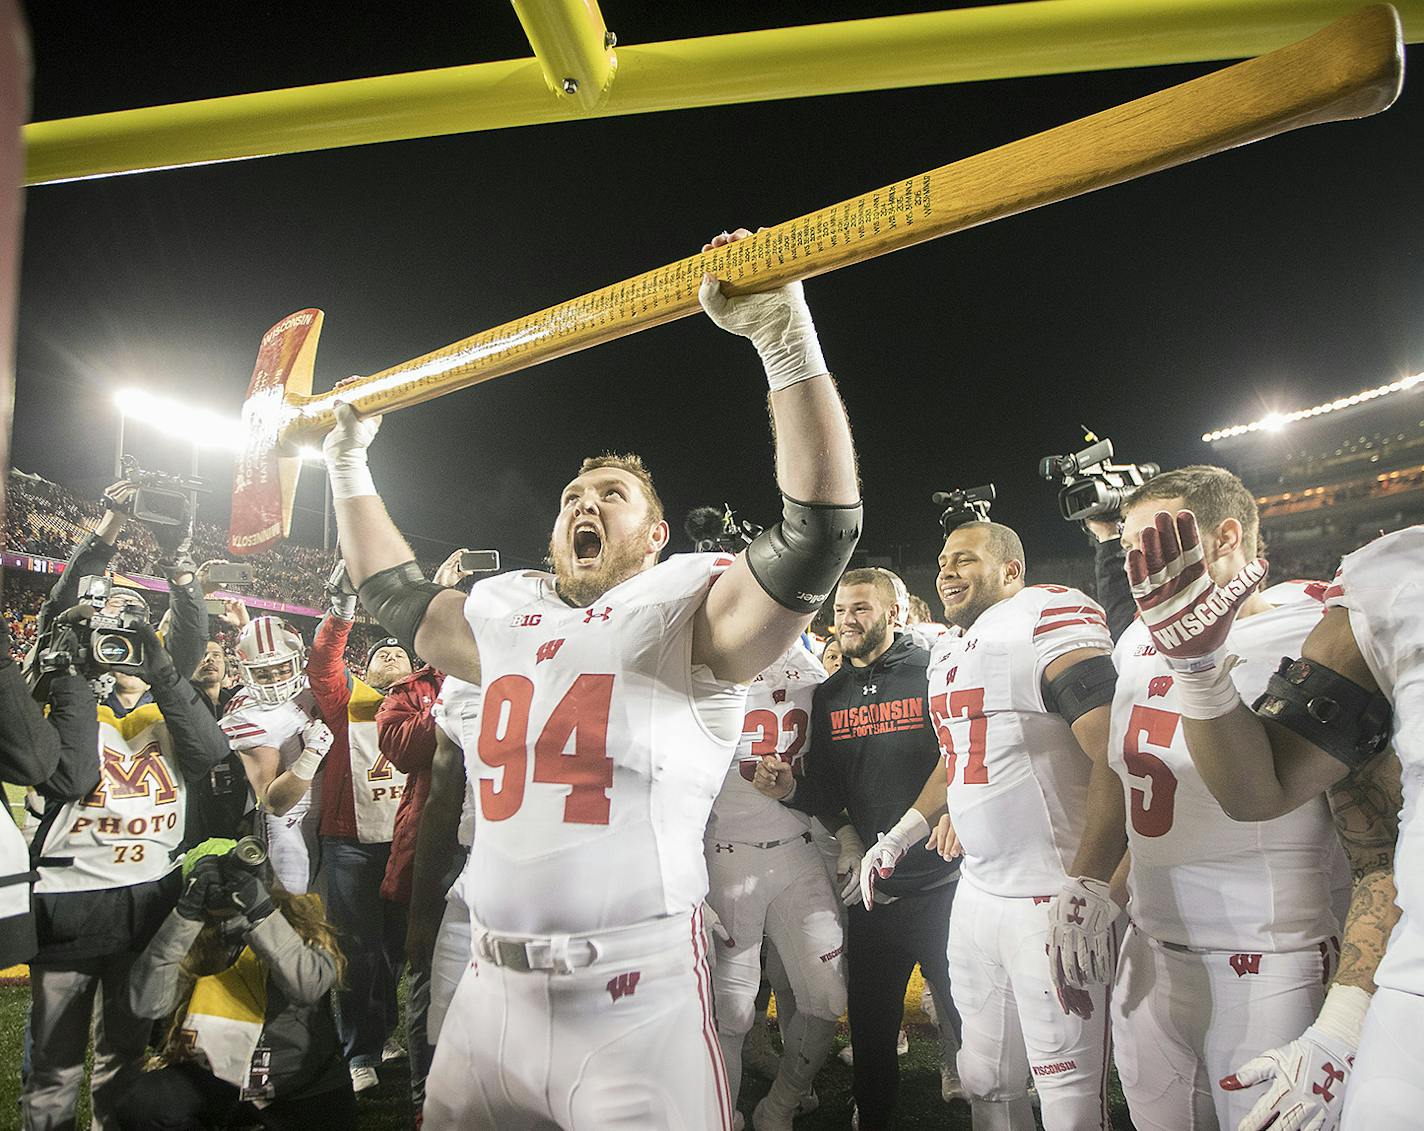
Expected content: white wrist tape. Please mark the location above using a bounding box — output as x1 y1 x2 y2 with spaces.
289 747 326 782
326 451 376 502
888 808 930 851
1312 984 1371 1050
1173 660 1245 720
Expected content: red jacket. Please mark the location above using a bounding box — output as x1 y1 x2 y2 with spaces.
376 665 443 903
307 614 362 840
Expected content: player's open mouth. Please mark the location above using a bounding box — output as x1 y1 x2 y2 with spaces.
939 582 968 604
573 523 603 565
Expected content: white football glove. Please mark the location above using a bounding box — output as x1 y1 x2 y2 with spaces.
289 719 335 781
697 235 828 393
833 823 867 907
322 399 383 500
858 809 929 911
1049 877 1119 992
1222 985 1370 1131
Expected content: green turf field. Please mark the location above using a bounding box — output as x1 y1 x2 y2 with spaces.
0 978 1132 1128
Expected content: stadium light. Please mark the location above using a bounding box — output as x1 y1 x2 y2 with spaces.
1202 371 1424 443
113 387 243 450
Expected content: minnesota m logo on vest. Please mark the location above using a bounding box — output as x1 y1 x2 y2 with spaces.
83 742 178 807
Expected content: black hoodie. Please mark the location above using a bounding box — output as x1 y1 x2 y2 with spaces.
789 633 958 897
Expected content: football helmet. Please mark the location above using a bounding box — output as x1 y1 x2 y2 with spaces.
235 616 305 706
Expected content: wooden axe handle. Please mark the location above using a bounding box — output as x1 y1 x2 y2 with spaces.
277 4 1401 443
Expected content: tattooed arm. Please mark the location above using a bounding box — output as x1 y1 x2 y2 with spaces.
1328 747 1402 993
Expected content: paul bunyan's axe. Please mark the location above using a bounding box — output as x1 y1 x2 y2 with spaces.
229 5 1404 555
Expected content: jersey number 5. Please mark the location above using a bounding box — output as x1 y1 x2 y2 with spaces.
1124 704 1179 838
931 688 988 785
477 673 615 825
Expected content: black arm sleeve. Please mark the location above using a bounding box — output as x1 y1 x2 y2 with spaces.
35 675 101 801
163 571 207 681
0 662 61 785
1093 537 1136 643
147 667 231 782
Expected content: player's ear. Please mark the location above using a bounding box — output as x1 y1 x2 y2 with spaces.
1213 516 1244 558
1003 557 1024 585
648 519 670 555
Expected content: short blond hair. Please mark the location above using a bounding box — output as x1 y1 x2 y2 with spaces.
577 453 664 525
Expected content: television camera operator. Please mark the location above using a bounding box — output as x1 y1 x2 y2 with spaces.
0 611 99 967
21 476 234 1130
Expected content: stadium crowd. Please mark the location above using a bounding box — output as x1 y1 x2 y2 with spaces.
0 272 1415 1131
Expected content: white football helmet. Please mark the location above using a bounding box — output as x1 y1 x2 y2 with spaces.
235 616 305 706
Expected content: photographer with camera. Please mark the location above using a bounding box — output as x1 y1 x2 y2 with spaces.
1039 437 1158 642
21 478 235 1130
0 611 100 966
116 837 355 1130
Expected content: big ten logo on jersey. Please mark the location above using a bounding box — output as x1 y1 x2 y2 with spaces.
83 742 178 807
738 704 809 780
366 752 405 804
477 672 616 825
510 613 543 628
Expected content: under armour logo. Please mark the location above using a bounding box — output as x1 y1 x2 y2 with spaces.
583 606 613 623
1313 1062 1347 1103
606 971 641 1003
862 683 878 695
1229 953 1262 977
1066 896 1086 926
713 843 734 854
535 639 566 664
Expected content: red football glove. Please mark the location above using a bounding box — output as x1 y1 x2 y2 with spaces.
1127 510 1267 673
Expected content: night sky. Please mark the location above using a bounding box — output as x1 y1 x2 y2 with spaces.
13 2 1424 577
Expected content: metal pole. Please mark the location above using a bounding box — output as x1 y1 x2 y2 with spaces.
323 471 332 553
114 410 125 478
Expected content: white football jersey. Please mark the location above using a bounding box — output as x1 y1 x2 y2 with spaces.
1111 583 1342 951
35 705 188 893
463 553 748 935
1325 526 1424 994
434 674 482 849
221 687 321 893
927 585 1111 897
705 638 825 845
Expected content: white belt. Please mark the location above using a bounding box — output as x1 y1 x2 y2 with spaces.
472 909 697 975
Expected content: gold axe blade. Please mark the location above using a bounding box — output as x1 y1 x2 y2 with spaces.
230 4 1404 555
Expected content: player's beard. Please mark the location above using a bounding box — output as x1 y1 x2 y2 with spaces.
942 580 1001 631
840 611 890 662
548 525 651 608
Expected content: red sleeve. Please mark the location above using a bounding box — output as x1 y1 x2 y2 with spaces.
307 614 354 728
376 669 441 774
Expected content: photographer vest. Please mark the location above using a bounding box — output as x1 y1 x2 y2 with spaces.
347 679 405 844
34 704 187 894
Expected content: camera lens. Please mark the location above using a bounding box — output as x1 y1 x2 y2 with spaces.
93 633 135 666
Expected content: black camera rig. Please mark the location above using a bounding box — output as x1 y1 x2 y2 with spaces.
685 504 764 555
1039 434 1159 523
932 484 996 534
119 455 206 527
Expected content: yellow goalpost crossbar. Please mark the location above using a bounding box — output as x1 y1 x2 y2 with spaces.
23 0 1424 185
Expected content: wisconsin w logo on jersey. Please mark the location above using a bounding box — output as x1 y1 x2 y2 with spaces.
83 741 178 807
606 971 640 1003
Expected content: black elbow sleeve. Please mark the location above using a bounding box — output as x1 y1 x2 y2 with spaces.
356 561 450 655
746 495 862 613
